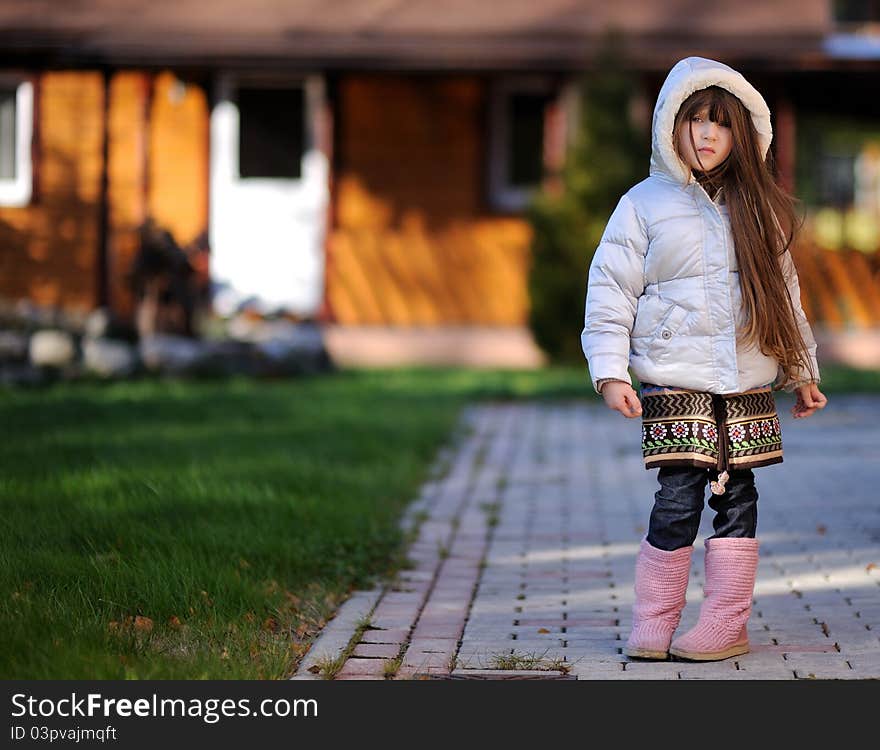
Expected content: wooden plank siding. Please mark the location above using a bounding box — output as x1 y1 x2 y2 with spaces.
107 71 149 318
147 71 209 254
326 74 533 325
0 72 104 313
0 69 209 320
791 242 880 329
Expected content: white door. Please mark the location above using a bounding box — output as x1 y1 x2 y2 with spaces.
209 74 329 317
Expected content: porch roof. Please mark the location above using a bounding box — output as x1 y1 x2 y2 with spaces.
0 0 846 71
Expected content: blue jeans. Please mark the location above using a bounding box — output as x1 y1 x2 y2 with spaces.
646 465 758 552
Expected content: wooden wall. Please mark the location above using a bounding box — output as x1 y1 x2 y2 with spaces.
792 243 880 328
0 69 208 321
108 70 209 318
0 72 104 312
107 71 148 318
325 74 533 326
148 72 209 252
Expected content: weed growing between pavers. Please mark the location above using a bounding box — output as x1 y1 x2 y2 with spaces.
487 648 573 674
311 614 375 680
479 501 501 528
383 656 403 678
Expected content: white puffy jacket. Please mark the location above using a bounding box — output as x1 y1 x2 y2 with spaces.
581 56 819 396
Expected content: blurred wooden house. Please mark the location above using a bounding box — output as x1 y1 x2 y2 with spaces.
1 1 879 364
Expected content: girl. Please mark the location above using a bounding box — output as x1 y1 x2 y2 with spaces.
581 56 827 662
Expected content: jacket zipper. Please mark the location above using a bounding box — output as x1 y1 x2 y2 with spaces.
695 182 741 395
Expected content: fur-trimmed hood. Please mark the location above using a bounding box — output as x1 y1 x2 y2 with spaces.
650 56 773 185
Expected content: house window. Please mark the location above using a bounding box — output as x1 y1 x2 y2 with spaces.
0 79 33 207
488 79 555 211
237 86 304 179
833 0 880 27
826 1 880 58
508 93 548 188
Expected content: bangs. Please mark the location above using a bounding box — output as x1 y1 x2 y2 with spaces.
678 87 733 128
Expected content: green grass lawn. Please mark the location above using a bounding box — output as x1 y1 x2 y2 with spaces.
1 363 875 679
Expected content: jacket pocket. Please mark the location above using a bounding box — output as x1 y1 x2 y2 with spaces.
652 302 690 343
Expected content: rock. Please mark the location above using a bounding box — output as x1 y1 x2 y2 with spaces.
84 308 112 339
138 334 203 374
84 308 136 342
226 313 263 342
0 330 29 362
195 339 260 377
29 329 76 368
15 299 55 329
0 363 47 387
255 323 332 375
83 338 138 378
225 317 331 375
56 307 88 334
255 320 323 347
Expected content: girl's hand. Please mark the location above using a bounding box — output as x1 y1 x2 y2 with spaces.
601 381 643 419
791 382 827 419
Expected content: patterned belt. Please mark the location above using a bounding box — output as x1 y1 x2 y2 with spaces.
639 381 783 494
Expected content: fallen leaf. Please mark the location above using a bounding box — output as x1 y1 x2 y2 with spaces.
537 627 551 634
134 616 153 632
307 664 321 674
262 617 279 633
866 563 877 573
816 524 827 535
168 616 182 630
284 591 301 607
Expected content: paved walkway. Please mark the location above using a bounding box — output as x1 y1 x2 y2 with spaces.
293 393 880 680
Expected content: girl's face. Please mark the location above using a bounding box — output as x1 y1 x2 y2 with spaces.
677 108 733 173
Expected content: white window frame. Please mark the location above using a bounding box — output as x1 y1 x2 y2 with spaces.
487 76 555 212
0 76 33 207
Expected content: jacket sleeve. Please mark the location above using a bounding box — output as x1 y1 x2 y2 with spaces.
581 193 648 394
774 247 821 392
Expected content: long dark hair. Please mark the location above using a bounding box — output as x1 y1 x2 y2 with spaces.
673 85 816 386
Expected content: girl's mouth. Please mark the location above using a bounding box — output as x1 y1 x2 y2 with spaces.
698 148 715 153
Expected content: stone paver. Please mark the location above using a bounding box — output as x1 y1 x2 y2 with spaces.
294 394 880 680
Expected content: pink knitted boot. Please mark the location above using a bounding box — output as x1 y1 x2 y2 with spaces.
669 537 759 661
624 539 693 660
